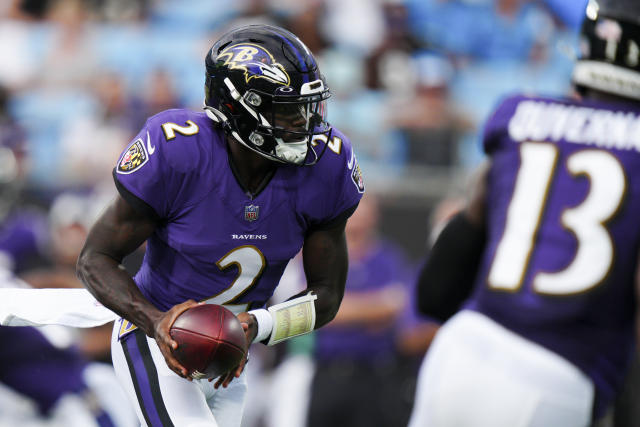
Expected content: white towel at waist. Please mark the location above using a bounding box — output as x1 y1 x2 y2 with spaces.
0 288 118 328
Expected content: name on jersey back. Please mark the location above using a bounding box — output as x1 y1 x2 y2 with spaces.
508 100 640 151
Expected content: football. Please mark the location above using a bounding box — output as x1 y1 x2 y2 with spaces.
170 304 247 380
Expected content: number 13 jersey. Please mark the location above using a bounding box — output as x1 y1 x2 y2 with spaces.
466 94 640 416
113 109 363 314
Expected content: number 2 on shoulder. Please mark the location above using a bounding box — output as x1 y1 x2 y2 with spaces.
162 120 199 141
312 134 342 155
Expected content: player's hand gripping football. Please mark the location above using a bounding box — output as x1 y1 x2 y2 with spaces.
152 299 201 380
211 311 257 388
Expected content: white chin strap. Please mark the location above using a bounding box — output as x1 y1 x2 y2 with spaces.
274 138 308 165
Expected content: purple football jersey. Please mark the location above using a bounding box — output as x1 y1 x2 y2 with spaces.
0 325 87 414
113 109 363 313
465 94 640 415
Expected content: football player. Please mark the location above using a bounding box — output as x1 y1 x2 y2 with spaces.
0 85 49 273
0 269 125 427
0 103 125 426
0 325 120 427
76 25 364 427
409 0 640 426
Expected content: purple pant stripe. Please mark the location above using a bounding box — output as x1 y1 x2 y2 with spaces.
122 331 174 426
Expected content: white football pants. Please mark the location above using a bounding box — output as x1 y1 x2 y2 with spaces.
111 322 247 427
409 310 594 427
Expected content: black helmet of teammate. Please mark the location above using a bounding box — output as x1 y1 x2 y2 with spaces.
573 0 640 100
204 25 332 165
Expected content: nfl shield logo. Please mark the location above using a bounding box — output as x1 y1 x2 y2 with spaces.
244 205 259 222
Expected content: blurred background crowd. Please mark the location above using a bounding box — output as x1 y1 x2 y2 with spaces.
0 0 595 426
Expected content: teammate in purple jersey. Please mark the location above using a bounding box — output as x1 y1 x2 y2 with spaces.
410 1 640 426
0 268 122 427
0 87 49 273
77 25 363 427
0 325 116 426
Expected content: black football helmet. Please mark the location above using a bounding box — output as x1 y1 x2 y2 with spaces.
573 0 640 100
204 25 332 165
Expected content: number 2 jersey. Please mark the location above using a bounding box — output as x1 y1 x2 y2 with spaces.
113 108 364 314
465 94 640 416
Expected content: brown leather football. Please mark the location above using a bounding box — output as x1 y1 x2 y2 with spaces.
170 304 247 380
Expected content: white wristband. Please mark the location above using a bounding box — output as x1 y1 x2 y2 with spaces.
248 308 273 343
267 292 317 346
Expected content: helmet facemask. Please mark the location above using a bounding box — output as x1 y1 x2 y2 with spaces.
249 86 331 165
